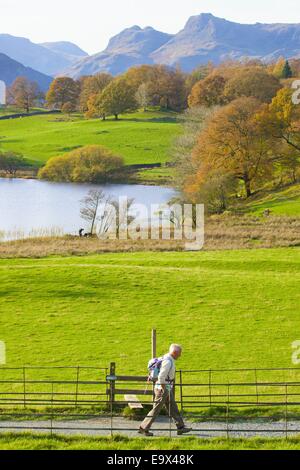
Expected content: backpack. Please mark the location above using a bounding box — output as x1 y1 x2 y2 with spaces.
147 356 172 383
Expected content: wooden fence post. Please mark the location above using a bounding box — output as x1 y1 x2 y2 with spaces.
109 362 116 409
152 329 156 358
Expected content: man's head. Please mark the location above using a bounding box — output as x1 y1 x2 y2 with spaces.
169 344 182 360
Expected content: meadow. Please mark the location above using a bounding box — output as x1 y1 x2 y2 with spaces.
0 248 299 374
0 110 179 167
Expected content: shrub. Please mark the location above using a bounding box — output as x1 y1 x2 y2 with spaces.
38 145 124 183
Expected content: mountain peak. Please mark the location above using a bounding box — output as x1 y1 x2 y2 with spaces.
184 12 226 30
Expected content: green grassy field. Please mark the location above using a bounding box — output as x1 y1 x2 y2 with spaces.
0 248 299 373
245 184 300 217
1 433 300 450
0 111 179 167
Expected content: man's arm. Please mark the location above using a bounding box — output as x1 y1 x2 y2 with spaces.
157 359 172 391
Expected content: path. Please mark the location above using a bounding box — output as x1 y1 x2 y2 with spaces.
1 416 300 439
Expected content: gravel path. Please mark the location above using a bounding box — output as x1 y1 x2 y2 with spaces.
1 417 300 439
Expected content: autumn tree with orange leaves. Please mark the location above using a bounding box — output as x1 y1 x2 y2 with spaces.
185 97 274 201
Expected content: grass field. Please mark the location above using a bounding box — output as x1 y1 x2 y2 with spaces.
0 248 299 373
1 433 300 450
245 184 300 217
0 110 179 167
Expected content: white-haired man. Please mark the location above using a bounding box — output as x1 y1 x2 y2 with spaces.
139 344 192 437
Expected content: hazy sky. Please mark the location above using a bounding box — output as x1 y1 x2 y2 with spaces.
1 0 299 54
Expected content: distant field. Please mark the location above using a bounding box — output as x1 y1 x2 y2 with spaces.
0 111 180 166
0 248 299 375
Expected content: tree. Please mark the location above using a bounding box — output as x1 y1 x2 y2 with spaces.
46 77 80 110
257 88 300 153
282 60 293 79
190 170 237 214
80 189 110 234
125 64 187 111
135 83 149 111
171 106 217 190
9 77 41 113
80 73 113 112
273 57 293 79
38 145 124 183
185 63 214 92
0 151 25 176
187 98 273 199
224 68 281 103
256 88 300 182
188 73 227 108
61 101 76 115
96 78 137 120
146 66 187 111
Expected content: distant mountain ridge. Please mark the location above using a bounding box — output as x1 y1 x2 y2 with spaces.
0 35 89 76
1 13 300 80
0 53 52 91
65 26 174 78
65 13 300 78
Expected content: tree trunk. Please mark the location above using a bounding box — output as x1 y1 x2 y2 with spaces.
114 114 118 120
243 177 252 198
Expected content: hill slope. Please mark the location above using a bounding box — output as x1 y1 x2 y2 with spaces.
0 52 53 90
0 34 88 76
66 26 173 78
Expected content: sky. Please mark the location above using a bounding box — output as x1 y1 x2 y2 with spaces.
1 0 300 55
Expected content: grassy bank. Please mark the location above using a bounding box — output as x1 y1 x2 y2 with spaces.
0 215 299 258
1 433 300 450
244 184 300 217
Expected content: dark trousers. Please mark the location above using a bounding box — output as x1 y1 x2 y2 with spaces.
140 387 184 430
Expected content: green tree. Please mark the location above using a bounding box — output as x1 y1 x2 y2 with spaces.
282 60 293 79
96 78 137 120
0 151 25 176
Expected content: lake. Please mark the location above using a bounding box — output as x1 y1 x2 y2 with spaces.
0 178 177 240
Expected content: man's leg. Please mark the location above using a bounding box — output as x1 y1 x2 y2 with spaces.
140 388 168 431
165 389 185 429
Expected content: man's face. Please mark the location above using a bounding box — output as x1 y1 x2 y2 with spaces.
173 349 182 360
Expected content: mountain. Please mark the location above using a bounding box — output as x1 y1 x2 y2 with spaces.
39 41 88 61
65 26 173 78
0 53 53 90
65 13 300 77
0 34 89 76
151 13 300 70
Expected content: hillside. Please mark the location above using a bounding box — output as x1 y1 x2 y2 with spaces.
66 26 173 78
152 13 300 71
65 13 300 77
0 53 53 90
244 184 300 216
0 34 88 76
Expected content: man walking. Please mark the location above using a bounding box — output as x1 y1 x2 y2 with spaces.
138 344 192 437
